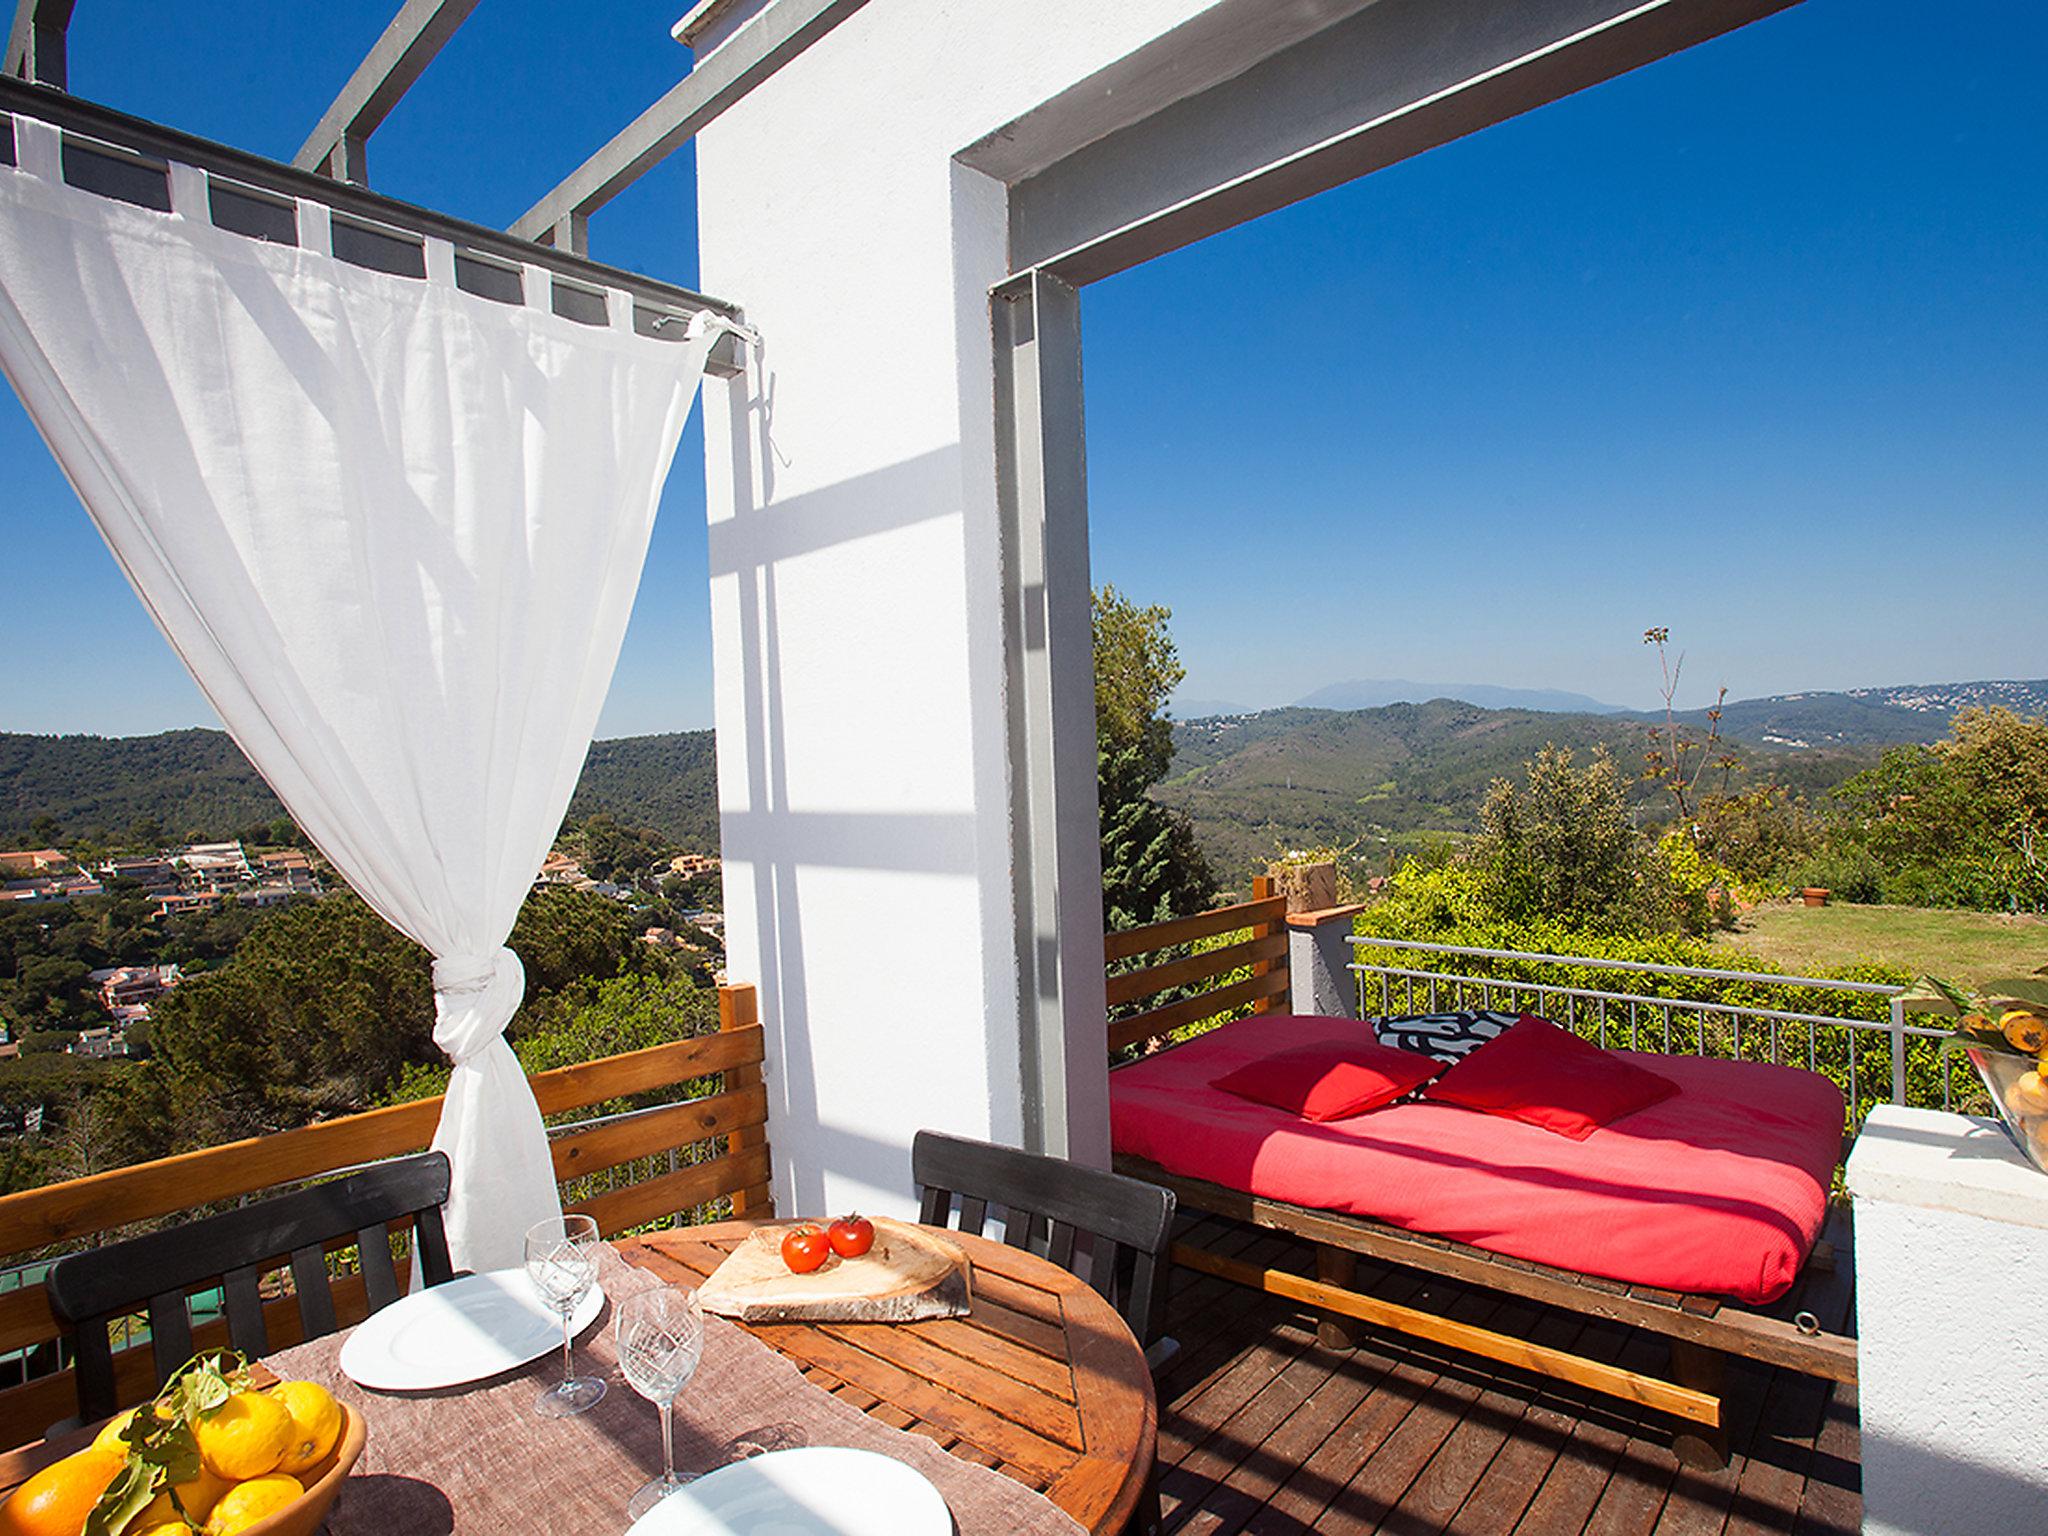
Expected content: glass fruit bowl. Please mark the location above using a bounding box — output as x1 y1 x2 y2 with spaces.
1970 1048 2048 1173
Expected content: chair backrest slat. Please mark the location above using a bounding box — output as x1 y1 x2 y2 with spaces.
46 1151 456 1422
221 1264 269 1358
955 1195 988 1238
289 1245 339 1339
146 1291 193 1384
912 1130 1175 1349
358 1223 400 1314
1047 1220 1077 1274
413 1204 454 1289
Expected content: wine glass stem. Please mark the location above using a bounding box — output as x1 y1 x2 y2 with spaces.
560 1307 574 1383
659 1398 675 1485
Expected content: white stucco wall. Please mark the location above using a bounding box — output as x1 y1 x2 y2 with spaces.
1847 1105 2048 1535
691 2 1221 1217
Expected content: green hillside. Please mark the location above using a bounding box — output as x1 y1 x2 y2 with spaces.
566 732 720 852
1162 700 1878 882
0 729 282 845
0 728 721 851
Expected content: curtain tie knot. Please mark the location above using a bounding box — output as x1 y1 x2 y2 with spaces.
432 946 527 1065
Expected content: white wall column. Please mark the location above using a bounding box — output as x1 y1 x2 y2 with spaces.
1286 906 1366 1020
1846 1105 2048 1535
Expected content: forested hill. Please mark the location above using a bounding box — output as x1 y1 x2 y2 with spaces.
0 728 722 850
1161 699 1880 882
0 729 280 845
565 732 719 851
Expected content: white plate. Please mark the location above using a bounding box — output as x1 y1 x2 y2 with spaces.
628 1446 952 1536
338 1268 604 1392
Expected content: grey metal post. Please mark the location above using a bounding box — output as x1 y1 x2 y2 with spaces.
1890 995 1908 1105
1288 909 1362 1020
992 269 1110 1167
4 0 72 89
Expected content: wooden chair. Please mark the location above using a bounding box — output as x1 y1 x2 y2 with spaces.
912 1130 1176 1536
46 1151 455 1422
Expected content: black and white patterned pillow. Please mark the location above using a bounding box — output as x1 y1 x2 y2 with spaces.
1372 1010 1522 1066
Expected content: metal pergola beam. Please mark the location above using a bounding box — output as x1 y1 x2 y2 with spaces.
0 74 743 333
4 0 74 89
997 0 1801 286
509 0 867 252
294 0 482 184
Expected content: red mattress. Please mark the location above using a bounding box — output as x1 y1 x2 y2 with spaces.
1110 1014 1844 1305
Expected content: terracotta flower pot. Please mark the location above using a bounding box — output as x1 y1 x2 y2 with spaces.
1800 887 1830 908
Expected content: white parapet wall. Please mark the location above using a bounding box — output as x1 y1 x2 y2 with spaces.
1846 1104 2048 1536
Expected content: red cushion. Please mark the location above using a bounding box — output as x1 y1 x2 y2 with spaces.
1422 1015 1679 1139
1211 1037 1443 1122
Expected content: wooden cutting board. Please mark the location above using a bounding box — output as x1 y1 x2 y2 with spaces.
696 1218 973 1323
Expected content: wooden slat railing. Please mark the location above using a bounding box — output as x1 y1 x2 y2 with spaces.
1106 878 1290 1055
0 982 771 1449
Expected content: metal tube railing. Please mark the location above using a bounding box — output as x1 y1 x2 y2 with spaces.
1346 933 1940 1124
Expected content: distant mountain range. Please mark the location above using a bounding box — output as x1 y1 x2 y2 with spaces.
3 678 2039 875
1175 679 1628 718
1161 702 1877 881
1680 680 2048 749
1162 679 2047 879
1295 679 1628 715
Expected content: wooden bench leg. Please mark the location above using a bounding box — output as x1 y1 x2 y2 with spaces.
1668 1339 1730 1470
1313 1245 1361 1350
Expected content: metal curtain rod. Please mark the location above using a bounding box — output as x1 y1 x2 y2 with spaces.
0 74 744 327
296 0 482 185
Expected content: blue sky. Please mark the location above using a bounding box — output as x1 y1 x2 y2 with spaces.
2 0 2042 736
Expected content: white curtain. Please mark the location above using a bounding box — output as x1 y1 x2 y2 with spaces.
0 114 729 1272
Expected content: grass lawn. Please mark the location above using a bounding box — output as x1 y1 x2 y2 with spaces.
1714 900 2047 986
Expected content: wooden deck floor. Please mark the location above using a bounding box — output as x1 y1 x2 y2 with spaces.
1153 1216 1860 1536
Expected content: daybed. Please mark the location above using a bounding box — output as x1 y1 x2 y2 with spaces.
1112 1011 1842 1307
1101 887 1858 1469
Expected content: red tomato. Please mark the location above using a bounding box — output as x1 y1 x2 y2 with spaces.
827 1214 875 1259
781 1224 830 1274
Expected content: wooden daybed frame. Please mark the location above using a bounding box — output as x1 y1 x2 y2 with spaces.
1104 882 1857 1469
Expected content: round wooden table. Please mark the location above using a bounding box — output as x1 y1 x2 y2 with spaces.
622 1217 1157 1536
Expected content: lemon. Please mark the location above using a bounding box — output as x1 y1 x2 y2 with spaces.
90 1405 140 1458
201 1474 302 1536
268 1381 343 1478
191 1392 293 1482
136 1467 230 1530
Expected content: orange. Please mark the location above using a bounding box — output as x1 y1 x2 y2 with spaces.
201 1474 302 1536
191 1392 292 1482
268 1382 342 1478
0 1447 124 1536
136 1523 197 1536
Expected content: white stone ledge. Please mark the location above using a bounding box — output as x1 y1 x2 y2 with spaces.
1846 1103 2048 1231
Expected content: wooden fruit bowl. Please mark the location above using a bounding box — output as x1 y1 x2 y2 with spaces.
237 1404 367 1536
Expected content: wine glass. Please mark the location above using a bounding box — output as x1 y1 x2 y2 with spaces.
615 1285 704 1519
524 1213 606 1417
